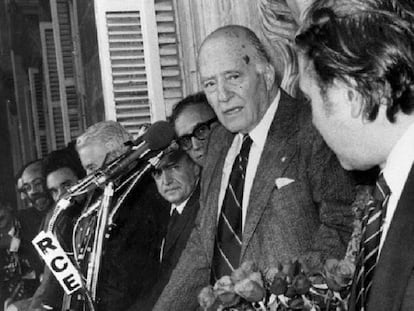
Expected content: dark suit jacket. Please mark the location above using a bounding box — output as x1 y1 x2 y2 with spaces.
68 173 169 311
153 90 356 311
350 164 414 311
161 184 201 281
127 184 201 311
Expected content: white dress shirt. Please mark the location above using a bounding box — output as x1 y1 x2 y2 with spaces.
218 90 281 230
380 121 414 252
170 197 190 216
159 197 190 262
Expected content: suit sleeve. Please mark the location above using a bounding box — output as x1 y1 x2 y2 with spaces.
305 128 355 261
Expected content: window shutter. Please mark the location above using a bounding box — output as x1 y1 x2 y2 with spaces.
95 0 180 136
50 0 83 142
154 0 183 115
106 10 151 133
40 22 66 150
28 67 51 158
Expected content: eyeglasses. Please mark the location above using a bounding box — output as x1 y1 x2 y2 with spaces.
176 117 217 151
21 178 45 193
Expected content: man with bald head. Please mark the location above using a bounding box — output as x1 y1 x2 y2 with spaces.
152 25 355 310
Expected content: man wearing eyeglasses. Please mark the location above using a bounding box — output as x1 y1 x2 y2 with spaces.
6 161 53 311
9 145 87 311
20 161 53 214
171 92 218 167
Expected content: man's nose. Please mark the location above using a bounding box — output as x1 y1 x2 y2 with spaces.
162 170 174 184
191 136 203 150
217 80 231 102
57 187 69 201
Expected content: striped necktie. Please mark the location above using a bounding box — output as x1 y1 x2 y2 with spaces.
353 173 391 310
211 134 253 282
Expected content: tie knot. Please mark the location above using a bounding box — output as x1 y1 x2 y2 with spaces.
373 173 391 201
240 135 253 158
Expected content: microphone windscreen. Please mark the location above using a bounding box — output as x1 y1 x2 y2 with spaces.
144 121 175 150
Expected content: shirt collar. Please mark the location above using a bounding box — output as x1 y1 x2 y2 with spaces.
170 197 190 216
248 89 281 149
383 121 414 198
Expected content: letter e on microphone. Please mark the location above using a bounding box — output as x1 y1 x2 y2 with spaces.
32 231 82 294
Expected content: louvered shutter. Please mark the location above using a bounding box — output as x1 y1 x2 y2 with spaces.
40 22 66 150
95 0 180 136
28 67 51 157
10 52 36 162
154 0 183 114
50 0 83 142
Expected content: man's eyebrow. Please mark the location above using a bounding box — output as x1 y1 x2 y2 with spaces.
200 76 215 83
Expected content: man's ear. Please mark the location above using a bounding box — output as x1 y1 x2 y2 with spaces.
335 78 364 119
194 163 201 177
347 88 365 119
104 141 118 154
258 63 275 90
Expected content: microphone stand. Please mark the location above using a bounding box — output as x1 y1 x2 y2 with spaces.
87 182 114 301
48 150 165 311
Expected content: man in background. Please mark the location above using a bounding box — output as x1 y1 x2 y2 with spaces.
28 144 86 311
129 147 201 310
296 0 414 310
170 92 217 167
20 161 53 215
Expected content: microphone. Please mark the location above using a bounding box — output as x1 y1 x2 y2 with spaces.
97 121 175 183
67 121 175 196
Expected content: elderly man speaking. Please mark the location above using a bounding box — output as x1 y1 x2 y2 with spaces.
153 25 355 311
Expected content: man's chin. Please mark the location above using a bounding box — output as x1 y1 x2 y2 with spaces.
194 155 204 166
34 197 51 212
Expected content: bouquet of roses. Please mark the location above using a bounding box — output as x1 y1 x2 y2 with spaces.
198 257 354 311
198 186 372 311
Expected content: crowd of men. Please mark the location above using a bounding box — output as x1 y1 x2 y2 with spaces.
1 0 413 310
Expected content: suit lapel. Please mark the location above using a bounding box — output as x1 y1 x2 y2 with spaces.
202 129 234 259
241 91 300 260
163 186 200 257
368 164 414 311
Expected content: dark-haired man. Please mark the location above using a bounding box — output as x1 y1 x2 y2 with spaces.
171 92 218 167
296 1 414 310
27 145 86 311
153 25 355 310
128 148 201 310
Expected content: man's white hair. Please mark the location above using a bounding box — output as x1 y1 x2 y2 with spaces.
76 120 132 161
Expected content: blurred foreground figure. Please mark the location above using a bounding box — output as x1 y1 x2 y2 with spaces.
296 0 414 310
0 201 39 310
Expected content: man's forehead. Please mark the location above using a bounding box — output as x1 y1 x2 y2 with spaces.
176 105 214 129
199 37 254 71
22 163 43 181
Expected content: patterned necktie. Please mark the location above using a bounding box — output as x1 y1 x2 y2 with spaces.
160 209 180 262
211 134 253 282
354 173 391 310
